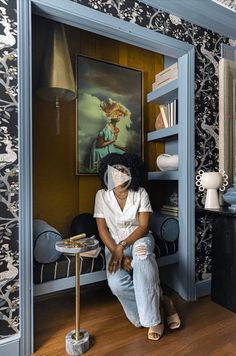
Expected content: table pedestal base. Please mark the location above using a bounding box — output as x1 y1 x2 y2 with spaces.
66 329 89 355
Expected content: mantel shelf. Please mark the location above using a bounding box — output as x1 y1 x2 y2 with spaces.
148 171 179 180
147 125 179 142
147 79 178 104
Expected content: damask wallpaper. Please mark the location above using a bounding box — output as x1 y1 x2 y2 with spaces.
0 0 235 339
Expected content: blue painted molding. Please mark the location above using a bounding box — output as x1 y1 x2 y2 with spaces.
0 336 20 356
142 0 236 39
18 0 33 354
31 0 193 57
196 279 211 298
34 271 107 296
178 49 196 300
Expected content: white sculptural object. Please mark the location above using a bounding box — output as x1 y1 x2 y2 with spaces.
196 170 228 209
156 154 179 171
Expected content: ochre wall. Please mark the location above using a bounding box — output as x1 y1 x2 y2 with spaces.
32 16 164 236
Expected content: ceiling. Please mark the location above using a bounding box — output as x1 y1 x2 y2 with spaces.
141 0 236 39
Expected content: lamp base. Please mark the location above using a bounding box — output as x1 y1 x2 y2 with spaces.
66 329 89 355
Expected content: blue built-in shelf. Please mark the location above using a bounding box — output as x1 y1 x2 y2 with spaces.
147 79 178 105
147 125 179 142
148 171 178 180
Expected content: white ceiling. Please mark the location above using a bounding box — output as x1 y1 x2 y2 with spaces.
142 0 236 39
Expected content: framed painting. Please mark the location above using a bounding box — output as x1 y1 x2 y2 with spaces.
219 58 236 186
76 55 143 174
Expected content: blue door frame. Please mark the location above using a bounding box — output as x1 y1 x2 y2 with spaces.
16 0 195 354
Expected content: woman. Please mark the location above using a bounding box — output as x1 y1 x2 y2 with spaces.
93 153 180 341
89 99 129 172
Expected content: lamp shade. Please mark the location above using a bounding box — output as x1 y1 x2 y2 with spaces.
37 23 76 102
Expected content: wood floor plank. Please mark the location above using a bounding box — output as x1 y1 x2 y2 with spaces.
33 282 236 356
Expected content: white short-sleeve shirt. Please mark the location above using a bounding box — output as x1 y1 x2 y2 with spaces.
93 187 153 244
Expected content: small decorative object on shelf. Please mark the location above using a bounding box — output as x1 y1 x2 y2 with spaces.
152 62 178 91
155 112 166 130
160 204 179 217
196 170 228 209
156 153 178 171
223 175 236 210
169 192 178 206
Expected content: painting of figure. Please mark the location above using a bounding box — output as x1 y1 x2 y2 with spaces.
76 55 143 174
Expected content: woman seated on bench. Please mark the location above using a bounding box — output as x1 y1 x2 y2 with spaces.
94 152 180 341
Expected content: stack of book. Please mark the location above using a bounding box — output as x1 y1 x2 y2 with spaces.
155 100 178 130
152 62 178 91
160 204 178 217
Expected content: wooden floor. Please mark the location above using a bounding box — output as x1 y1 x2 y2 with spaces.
34 282 236 356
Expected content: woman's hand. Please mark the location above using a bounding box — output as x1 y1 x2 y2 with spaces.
122 256 133 272
114 144 128 152
108 245 124 273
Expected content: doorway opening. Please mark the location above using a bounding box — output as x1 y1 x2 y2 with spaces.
18 2 195 354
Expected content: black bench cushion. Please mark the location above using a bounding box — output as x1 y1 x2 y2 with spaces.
34 247 106 284
34 237 178 284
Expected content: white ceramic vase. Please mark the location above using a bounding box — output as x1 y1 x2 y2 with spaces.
156 154 178 171
196 170 228 209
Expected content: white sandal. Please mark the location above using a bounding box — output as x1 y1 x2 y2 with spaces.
166 313 181 330
148 307 164 341
148 323 164 341
161 295 181 330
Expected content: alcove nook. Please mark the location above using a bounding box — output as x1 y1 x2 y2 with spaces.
16 1 195 352
32 13 172 347
32 14 164 237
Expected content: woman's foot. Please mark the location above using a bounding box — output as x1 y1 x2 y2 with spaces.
148 308 164 341
148 323 164 341
161 295 181 330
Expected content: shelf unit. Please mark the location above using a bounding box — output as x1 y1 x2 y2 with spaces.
146 57 195 301
147 79 179 270
147 125 179 142
147 79 178 105
147 79 179 163
148 171 178 180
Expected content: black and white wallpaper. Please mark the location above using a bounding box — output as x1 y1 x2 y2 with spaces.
0 0 235 339
0 0 18 339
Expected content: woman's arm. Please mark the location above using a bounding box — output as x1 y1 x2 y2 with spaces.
119 212 150 272
121 212 151 247
96 136 115 148
96 217 117 252
97 212 150 273
113 143 128 152
96 217 124 273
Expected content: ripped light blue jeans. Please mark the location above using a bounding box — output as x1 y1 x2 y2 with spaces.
105 233 161 328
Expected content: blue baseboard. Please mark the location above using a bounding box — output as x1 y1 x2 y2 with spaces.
196 279 211 298
0 336 19 356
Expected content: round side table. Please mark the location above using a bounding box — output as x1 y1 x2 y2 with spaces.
56 236 99 356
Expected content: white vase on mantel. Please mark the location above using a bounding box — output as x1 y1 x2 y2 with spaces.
196 170 228 209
